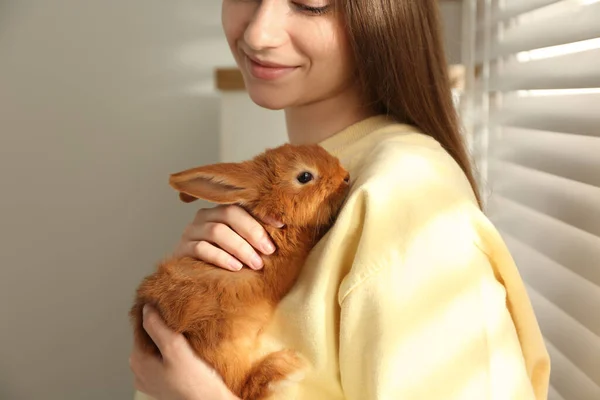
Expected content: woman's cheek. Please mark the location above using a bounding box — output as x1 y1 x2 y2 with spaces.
221 1 252 47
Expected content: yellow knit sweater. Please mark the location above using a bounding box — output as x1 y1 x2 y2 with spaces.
134 115 550 400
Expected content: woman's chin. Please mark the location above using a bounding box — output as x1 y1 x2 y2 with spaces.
246 88 294 111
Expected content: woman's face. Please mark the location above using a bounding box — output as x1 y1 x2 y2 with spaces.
221 0 356 110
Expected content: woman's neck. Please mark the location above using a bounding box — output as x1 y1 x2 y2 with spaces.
284 83 374 145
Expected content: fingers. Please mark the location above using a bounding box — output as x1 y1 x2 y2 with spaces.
141 305 186 360
199 223 266 270
199 205 277 255
130 319 239 400
260 214 285 229
129 340 162 395
175 205 279 270
183 239 245 271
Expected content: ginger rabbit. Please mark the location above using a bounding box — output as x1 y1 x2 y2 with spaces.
130 143 350 399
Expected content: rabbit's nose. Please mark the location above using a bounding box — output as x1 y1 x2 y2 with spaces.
343 173 350 183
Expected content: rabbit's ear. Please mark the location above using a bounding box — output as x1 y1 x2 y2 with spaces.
178 192 199 203
169 162 257 205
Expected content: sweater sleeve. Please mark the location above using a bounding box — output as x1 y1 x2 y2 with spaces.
338 241 539 399
133 391 152 400
336 142 543 399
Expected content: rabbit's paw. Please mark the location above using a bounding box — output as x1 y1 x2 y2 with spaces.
240 349 307 400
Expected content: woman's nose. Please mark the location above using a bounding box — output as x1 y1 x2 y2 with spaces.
243 2 288 51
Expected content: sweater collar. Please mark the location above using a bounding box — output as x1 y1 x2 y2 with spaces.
318 114 397 156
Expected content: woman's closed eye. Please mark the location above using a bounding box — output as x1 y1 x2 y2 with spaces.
292 2 331 15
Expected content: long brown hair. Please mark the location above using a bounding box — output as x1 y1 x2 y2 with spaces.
336 0 482 207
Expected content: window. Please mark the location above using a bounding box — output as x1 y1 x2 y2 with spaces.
460 0 600 399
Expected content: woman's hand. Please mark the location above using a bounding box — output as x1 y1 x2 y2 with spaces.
173 205 283 271
129 305 240 400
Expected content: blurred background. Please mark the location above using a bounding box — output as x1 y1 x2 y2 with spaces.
0 0 597 399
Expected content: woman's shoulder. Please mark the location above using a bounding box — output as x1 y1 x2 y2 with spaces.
331 126 491 303
331 123 490 262
350 124 479 209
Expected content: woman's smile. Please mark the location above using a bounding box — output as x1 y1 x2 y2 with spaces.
243 52 300 81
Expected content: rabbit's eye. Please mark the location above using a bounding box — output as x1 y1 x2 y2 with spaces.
297 171 314 184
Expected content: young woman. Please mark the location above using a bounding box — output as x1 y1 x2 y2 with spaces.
129 1 551 399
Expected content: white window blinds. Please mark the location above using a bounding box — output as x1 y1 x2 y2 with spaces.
460 0 600 399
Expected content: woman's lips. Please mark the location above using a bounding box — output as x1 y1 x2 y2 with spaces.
245 54 299 81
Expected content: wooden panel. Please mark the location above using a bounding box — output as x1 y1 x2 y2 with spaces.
215 68 245 91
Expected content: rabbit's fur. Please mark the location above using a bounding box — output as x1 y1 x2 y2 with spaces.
130 143 350 399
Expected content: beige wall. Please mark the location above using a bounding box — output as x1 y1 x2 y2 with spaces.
0 1 230 399
0 1 464 399
219 92 287 163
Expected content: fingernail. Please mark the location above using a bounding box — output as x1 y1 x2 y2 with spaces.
263 241 275 254
251 253 263 269
142 305 149 317
264 215 284 228
229 260 243 271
